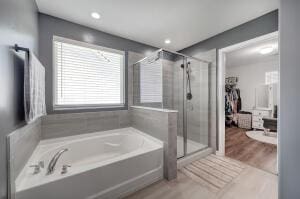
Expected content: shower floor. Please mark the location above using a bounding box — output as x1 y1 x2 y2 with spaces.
177 136 207 158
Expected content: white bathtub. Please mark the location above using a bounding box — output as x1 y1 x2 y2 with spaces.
16 127 164 199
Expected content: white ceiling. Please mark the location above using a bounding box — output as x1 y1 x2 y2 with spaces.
35 0 279 51
226 37 278 67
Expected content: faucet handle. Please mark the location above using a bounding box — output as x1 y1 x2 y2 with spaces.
39 161 44 168
29 164 41 174
61 165 71 174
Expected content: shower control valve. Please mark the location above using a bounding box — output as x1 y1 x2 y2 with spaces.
29 165 41 174
29 161 44 174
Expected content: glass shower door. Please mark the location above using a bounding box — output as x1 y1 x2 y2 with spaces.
170 55 185 158
183 58 209 156
133 49 210 158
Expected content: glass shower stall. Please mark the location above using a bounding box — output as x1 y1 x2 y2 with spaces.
133 49 211 158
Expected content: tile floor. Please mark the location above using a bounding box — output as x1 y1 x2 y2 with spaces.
125 155 277 199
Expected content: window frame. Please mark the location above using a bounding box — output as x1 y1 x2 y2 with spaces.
265 70 279 85
52 36 126 111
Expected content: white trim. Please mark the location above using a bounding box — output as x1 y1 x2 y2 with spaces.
53 36 125 56
217 31 279 156
52 35 126 110
130 106 178 113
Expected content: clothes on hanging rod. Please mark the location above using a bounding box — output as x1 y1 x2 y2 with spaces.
225 85 241 126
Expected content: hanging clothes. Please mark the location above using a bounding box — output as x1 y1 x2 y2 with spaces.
225 86 241 126
237 89 242 112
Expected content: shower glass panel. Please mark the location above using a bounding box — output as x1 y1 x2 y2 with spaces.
133 50 210 158
185 58 210 156
133 53 163 108
161 51 186 158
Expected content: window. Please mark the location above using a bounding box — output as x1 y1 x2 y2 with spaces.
265 71 278 85
53 36 125 110
140 58 162 103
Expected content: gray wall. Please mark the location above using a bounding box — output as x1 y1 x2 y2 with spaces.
0 0 39 198
38 13 157 114
180 10 278 55
279 0 300 198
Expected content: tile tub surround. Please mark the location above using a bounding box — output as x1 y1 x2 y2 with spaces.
7 119 42 180
130 106 178 180
7 118 42 198
41 110 130 139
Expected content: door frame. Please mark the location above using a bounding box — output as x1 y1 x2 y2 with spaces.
216 31 279 156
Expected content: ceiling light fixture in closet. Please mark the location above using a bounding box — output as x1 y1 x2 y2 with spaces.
259 46 274 55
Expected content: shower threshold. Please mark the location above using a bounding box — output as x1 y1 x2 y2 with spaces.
177 136 207 158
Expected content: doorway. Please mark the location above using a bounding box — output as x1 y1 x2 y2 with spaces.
217 32 279 174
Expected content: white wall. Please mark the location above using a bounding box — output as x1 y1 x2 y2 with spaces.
226 56 278 111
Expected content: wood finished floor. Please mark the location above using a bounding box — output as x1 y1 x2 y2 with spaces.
225 127 277 174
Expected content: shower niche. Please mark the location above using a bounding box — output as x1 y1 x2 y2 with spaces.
133 49 211 158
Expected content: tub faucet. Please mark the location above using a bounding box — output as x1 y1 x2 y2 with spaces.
47 148 68 175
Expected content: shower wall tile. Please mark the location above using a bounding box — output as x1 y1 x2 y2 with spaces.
7 118 42 180
166 112 178 180
131 106 177 180
130 107 168 141
41 110 130 139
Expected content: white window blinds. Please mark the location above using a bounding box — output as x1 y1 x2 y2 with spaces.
140 59 162 103
53 37 125 109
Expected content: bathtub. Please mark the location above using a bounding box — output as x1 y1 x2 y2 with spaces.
15 127 164 199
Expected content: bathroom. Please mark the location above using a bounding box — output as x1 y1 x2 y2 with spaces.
2 0 300 199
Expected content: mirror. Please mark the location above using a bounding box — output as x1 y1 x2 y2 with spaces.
255 85 270 109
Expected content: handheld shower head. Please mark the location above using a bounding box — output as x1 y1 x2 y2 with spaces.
186 62 192 100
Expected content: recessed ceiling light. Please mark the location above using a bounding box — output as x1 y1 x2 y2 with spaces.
259 46 274 55
164 39 171 44
91 12 101 19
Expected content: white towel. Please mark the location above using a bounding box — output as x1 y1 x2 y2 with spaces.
24 52 47 123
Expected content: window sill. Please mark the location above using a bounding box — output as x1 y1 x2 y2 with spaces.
52 104 126 112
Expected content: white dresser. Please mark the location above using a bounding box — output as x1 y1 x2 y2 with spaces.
252 109 272 130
